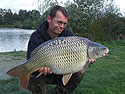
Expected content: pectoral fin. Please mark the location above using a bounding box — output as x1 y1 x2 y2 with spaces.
36 72 43 78
62 73 72 86
80 61 89 74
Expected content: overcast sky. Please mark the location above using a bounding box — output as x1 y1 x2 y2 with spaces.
0 0 125 15
0 0 37 12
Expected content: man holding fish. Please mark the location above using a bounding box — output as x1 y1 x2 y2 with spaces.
27 5 84 94
7 5 109 94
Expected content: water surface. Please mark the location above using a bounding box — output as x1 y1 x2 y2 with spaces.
0 28 34 52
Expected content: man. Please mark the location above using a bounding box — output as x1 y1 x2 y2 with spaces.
27 5 85 94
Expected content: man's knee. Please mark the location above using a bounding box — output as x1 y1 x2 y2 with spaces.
28 76 46 94
55 72 85 94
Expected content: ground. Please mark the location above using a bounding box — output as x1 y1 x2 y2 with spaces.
0 51 26 80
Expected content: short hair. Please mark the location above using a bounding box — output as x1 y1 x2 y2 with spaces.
49 5 69 19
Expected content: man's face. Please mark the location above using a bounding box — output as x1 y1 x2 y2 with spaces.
47 11 68 35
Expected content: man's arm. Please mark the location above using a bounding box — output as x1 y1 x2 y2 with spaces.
27 31 43 60
27 31 52 76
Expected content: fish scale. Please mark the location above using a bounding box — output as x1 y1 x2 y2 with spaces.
25 37 87 74
7 36 109 89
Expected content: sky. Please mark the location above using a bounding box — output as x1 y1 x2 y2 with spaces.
114 0 125 15
0 0 37 12
0 0 125 16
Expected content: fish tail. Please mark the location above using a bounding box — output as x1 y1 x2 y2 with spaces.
7 65 30 89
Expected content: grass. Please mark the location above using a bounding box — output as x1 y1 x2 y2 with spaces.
0 51 26 61
0 39 125 94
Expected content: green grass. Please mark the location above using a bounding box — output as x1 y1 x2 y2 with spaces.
0 39 125 94
0 51 26 61
0 78 31 94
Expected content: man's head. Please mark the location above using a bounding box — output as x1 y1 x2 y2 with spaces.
49 5 69 19
47 5 69 36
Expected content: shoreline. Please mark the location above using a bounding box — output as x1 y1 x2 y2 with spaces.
0 50 26 54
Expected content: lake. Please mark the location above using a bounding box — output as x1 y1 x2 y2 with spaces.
0 28 34 52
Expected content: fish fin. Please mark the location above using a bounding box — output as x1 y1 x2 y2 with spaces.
7 65 23 77
19 71 30 89
80 69 85 74
7 65 30 89
62 73 72 86
80 61 90 74
36 72 43 78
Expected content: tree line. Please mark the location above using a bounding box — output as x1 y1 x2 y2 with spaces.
0 8 41 29
0 0 125 41
66 0 125 41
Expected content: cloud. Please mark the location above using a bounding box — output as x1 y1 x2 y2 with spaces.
0 0 37 12
0 0 125 15
114 0 125 15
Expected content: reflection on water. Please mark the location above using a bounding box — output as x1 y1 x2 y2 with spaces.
0 28 34 52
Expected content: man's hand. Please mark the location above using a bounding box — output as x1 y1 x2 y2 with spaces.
36 67 52 78
39 67 52 75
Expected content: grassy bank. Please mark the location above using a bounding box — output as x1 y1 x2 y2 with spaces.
0 51 27 81
0 40 125 94
0 51 26 61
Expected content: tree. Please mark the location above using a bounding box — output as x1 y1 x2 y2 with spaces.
4 9 13 24
36 0 71 13
27 10 41 28
18 10 28 21
0 8 42 29
66 0 121 41
0 8 4 24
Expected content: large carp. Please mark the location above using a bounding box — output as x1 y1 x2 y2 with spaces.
7 36 109 89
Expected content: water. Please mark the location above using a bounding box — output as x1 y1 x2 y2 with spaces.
0 28 34 52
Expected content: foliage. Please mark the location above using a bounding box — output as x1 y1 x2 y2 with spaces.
0 9 41 29
66 0 123 41
0 39 125 94
36 0 71 13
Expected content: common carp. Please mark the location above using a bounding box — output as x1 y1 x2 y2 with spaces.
7 36 109 89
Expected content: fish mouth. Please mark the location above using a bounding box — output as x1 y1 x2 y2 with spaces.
103 48 109 56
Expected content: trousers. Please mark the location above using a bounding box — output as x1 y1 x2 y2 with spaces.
28 72 85 94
